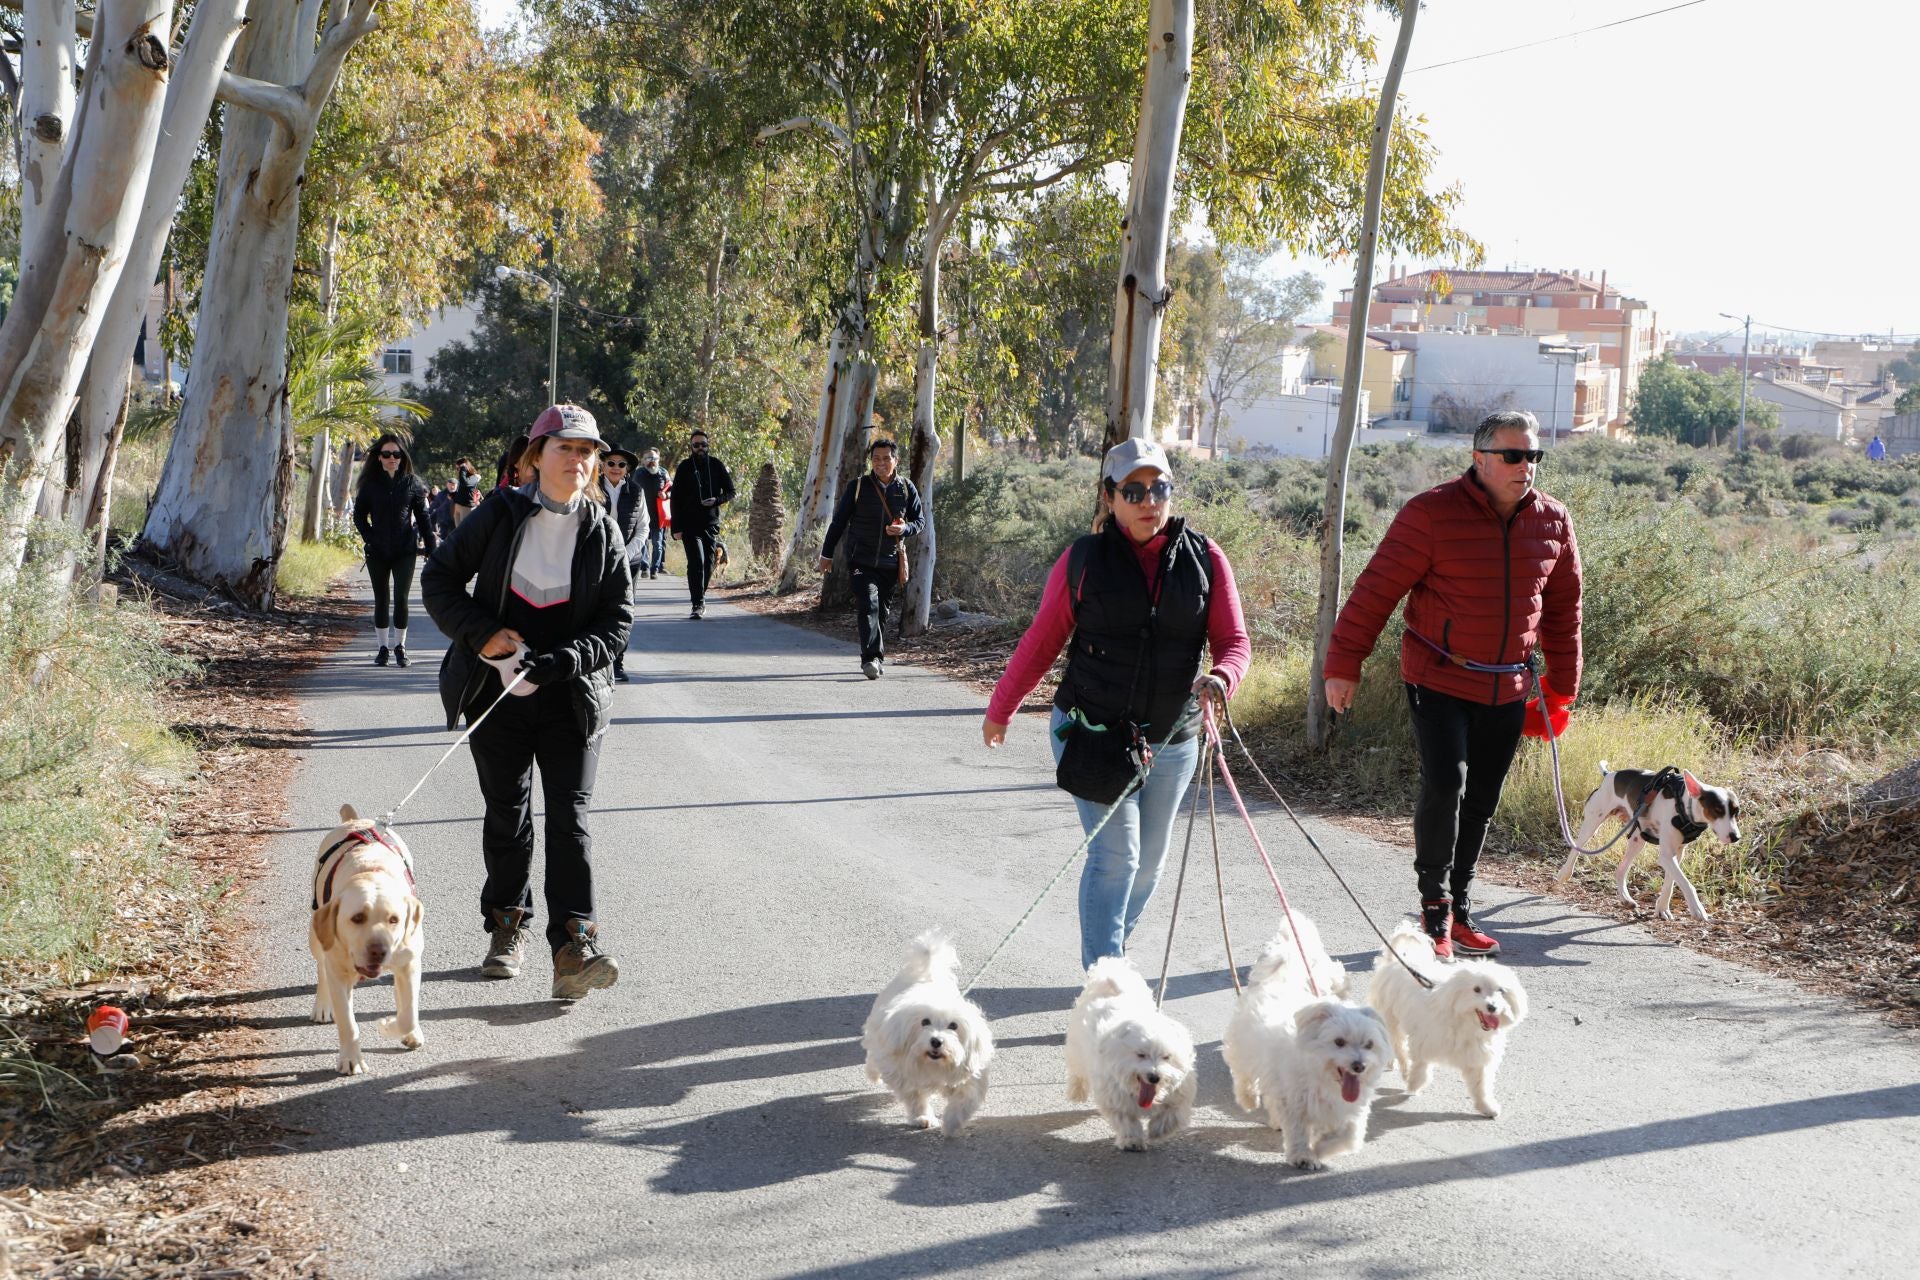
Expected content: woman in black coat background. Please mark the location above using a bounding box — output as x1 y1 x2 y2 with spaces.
354 433 436 667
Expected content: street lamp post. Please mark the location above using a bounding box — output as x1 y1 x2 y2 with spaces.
1718 312 1752 450
497 264 561 406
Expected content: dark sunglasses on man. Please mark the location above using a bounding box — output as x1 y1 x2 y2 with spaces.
1110 478 1173 505
690 441 708 452
1477 448 1544 464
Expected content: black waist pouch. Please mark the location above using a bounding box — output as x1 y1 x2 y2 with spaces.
1054 710 1147 805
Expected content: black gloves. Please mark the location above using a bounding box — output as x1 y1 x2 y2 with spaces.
518 649 580 687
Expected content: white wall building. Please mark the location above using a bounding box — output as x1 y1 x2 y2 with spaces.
1742 371 1847 441
1392 330 1614 439
377 301 484 400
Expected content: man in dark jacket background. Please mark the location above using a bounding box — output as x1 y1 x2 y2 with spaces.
668 429 734 620
1323 409 1583 960
818 438 923 678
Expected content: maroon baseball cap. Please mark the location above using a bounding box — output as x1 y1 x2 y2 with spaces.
529 403 603 445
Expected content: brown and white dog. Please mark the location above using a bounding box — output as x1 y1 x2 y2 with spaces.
1554 762 1742 922
310 804 426 1075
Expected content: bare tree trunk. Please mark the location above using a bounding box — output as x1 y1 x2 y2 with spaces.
16 0 76 254
776 322 847 594
140 0 379 609
1306 0 1419 748
68 0 253 573
1104 0 1192 452
816 353 877 610
301 212 343 543
330 434 355 520
902 184 955 637
696 228 726 426
0 0 173 580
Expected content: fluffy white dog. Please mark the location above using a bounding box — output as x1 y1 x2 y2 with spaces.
1222 913 1388 1170
1065 957 1197 1152
1370 920 1529 1118
861 931 994 1136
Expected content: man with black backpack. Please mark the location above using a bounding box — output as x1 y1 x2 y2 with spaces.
818 438 923 679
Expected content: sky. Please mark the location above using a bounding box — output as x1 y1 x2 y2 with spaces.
473 0 1912 345
1275 0 1919 343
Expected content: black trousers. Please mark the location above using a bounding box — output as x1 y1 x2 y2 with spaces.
1405 682 1526 908
682 528 718 607
470 682 604 954
366 550 416 631
850 566 898 664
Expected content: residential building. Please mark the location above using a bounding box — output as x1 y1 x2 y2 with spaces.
1379 329 1615 439
1296 324 1416 422
376 301 483 401
1810 339 1915 386
1880 412 1920 458
1743 370 1847 440
1334 267 1661 427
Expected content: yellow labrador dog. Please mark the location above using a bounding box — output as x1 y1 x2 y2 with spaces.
311 804 425 1075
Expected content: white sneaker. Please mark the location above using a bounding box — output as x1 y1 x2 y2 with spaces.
861 659 880 680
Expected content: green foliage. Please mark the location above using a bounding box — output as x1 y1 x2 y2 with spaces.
1896 385 1920 414
276 539 362 599
1630 356 1780 446
1 539 198 975
286 306 427 443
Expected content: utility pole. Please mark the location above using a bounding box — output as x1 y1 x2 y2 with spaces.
1720 311 1752 449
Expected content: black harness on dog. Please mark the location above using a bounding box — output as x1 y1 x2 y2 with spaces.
1636 767 1708 846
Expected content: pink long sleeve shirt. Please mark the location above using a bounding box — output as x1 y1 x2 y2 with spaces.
986 532 1253 726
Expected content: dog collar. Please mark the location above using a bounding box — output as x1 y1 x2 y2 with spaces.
315 827 416 907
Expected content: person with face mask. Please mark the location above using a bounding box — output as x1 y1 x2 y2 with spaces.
818 438 923 678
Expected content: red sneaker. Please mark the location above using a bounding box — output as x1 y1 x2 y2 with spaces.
1420 899 1455 961
1449 914 1501 957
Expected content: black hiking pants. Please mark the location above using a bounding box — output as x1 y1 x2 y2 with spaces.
366 550 416 631
850 566 897 664
1405 682 1526 910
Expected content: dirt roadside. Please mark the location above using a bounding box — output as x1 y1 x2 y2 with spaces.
717 576 1918 1030
2 569 363 1279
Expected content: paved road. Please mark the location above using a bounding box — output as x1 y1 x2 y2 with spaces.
232 572 1918 1278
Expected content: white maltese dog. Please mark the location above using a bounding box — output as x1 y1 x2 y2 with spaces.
1223 912 1389 1170
1065 957 1197 1152
861 931 994 1136
1371 920 1529 1118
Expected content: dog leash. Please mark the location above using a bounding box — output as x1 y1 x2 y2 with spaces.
1153 722 1213 1010
1212 698 1437 991
374 666 531 832
961 705 1200 996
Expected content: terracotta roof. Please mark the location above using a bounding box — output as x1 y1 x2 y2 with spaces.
1383 268 1607 296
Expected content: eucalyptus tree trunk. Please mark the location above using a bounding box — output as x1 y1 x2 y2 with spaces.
1306 0 1420 748
0 0 173 580
902 180 958 637
141 0 380 609
776 323 847 595
15 0 77 254
1104 0 1193 451
68 0 255 569
300 213 343 543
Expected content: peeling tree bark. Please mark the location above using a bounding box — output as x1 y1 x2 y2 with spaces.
0 0 174 580
16 0 76 255
140 0 380 610
776 320 848 595
1104 0 1192 452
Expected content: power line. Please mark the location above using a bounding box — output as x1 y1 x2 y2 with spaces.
1745 319 1920 342
1345 1 1709 89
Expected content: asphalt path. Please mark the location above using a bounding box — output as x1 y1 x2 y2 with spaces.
231 570 1919 1278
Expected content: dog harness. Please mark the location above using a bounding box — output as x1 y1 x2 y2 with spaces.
313 826 416 910
1633 767 1707 846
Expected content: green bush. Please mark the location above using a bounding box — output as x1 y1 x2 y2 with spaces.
1 539 198 976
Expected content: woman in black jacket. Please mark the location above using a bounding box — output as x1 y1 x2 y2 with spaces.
354 434 436 667
421 404 634 1002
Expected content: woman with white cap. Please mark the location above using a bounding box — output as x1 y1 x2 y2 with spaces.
983 439 1252 971
422 403 634 1001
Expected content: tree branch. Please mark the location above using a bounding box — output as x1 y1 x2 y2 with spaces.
215 72 308 136
977 156 1104 197
756 115 852 154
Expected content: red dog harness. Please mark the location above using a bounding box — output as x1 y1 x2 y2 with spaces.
313 826 416 910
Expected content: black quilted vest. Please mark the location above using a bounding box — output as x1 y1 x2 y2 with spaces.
1053 518 1213 744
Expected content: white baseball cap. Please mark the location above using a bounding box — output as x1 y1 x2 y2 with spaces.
1102 437 1173 487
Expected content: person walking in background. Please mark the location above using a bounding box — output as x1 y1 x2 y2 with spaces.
1868 434 1887 462
495 434 531 491
668 428 734 620
819 438 922 679
354 433 436 668
598 442 649 683
982 439 1251 971
452 458 482 526
1323 409 1583 960
429 479 456 542
636 447 671 579
421 403 633 1002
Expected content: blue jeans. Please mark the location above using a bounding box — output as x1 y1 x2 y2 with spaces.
1048 706 1202 971
645 528 668 574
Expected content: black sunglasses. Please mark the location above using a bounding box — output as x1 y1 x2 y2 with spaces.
1477 448 1544 464
377 450 403 459
604 458 627 466
690 442 708 450
1115 478 1173 505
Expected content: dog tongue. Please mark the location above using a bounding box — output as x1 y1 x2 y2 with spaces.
1477 1011 1501 1031
1137 1080 1157 1110
1340 1071 1361 1104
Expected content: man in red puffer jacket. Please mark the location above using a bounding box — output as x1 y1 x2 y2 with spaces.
1324 410 1583 959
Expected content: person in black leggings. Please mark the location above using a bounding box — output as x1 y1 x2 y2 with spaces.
354 434 436 667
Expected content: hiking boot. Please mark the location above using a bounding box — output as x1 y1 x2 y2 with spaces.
614 663 630 683
1421 898 1455 962
1449 903 1501 956
552 921 619 1001
393 645 410 668
374 645 390 667
480 907 531 979
861 658 880 680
